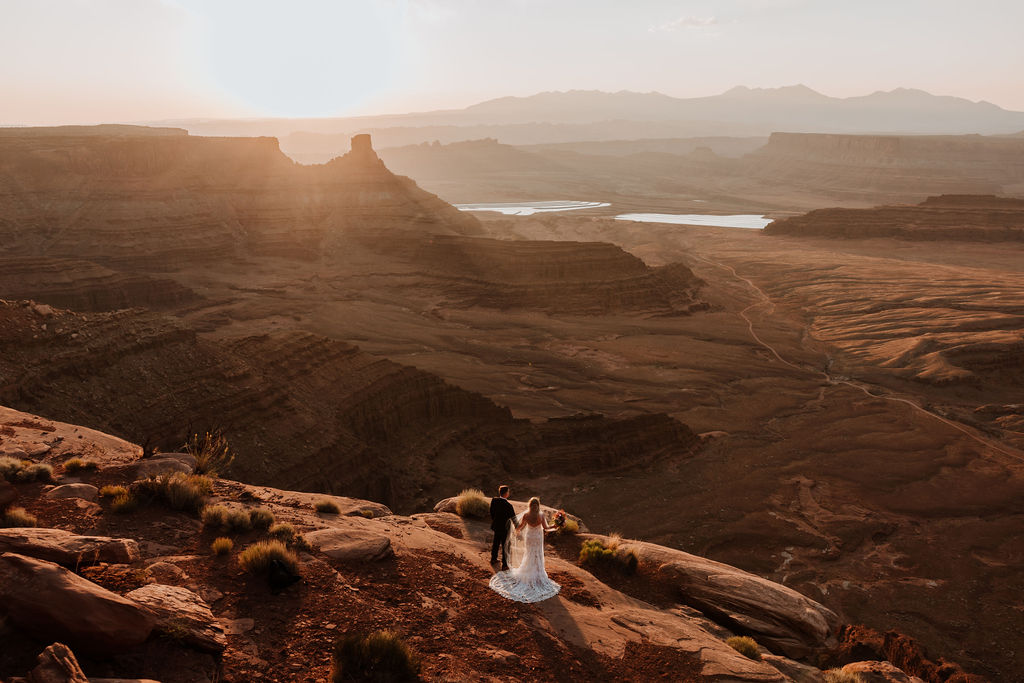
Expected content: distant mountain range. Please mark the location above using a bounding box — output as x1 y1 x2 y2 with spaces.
159 86 1024 146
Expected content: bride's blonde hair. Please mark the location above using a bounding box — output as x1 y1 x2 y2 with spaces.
528 497 540 512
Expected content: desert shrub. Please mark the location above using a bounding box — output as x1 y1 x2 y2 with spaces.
201 504 229 528
357 509 375 519
824 670 864 683
111 493 139 514
249 507 275 530
726 636 761 661
1 507 38 527
579 539 639 575
185 430 234 477
63 458 99 473
99 485 128 498
225 509 252 533
331 630 421 682
238 540 299 575
315 499 341 514
268 522 296 542
15 462 53 483
134 472 212 514
211 537 234 556
0 456 21 481
454 488 489 518
558 518 580 535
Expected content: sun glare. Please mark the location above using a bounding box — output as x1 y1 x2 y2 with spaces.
185 0 399 118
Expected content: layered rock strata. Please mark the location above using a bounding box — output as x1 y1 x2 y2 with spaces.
766 194 1024 241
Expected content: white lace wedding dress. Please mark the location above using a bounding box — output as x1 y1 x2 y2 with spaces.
489 517 560 603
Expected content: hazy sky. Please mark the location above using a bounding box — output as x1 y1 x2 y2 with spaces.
3 0 1023 125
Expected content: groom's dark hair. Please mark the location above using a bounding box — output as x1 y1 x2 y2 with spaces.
498 485 510 497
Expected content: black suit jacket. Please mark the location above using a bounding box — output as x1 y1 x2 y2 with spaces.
489 497 516 532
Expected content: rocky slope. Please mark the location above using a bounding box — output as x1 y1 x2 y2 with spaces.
0 300 699 512
0 406 981 682
765 194 1024 241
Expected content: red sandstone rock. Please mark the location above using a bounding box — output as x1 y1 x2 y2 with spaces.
0 528 139 566
0 553 154 654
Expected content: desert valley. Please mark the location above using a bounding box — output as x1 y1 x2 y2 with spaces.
2 6 1024 680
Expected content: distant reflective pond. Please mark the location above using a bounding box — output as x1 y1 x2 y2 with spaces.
456 201 610 216
614 213 772 229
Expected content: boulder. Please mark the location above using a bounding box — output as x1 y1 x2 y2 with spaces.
762 654 825 682
134 456 192 480
433 496 585 530
600 535 841 659
305 526 394 562
841 661 926 683
0 553 155 654
0 528 139 566
26 642 88 683
44 484 99 502
125 584 226 653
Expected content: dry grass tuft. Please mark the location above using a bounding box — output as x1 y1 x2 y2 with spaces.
99 485 128 498
454 488 489 518
238 539 299 575
268 522 296 543
134 472 212 514
211 537 234 556
824 670 865 683
249 507 275 530
315 499 341 514
726 636 761 661
1 507 38 527
331 630 421 682
63 458 99 473
111 493 139 514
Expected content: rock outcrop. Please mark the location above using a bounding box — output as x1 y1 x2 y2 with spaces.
24 642 89 683
0 528 139 566
0 553 154 654
0 131 480 272
124 584 226 653
766 194 1024 241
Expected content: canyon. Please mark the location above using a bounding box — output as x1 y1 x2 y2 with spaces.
1 127 1022 680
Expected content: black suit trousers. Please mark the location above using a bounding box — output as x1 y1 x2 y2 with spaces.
490 525 510 564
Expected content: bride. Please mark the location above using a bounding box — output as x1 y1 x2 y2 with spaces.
489 497 561 602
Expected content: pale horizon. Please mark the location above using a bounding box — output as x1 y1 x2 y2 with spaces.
3 0 1024 126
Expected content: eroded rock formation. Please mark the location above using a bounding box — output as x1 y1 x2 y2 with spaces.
766 194 1024 241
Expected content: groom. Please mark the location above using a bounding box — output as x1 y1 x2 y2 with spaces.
489 484 516 570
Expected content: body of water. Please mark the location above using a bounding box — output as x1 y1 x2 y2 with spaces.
614 213 772 229
456 200 610 216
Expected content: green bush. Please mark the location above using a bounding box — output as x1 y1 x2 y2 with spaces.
249 507 275 530
211 537 234 556
184 430 234 477
99 485 128 498
454 488 489 518
268 522 296 543
1 507 38 527
111 493 139 514
238 540 299 575
824 670 865 683
63 458 99 473
315 499 341 514
579 538 639 575
331 630 421 682
726 636 761 661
